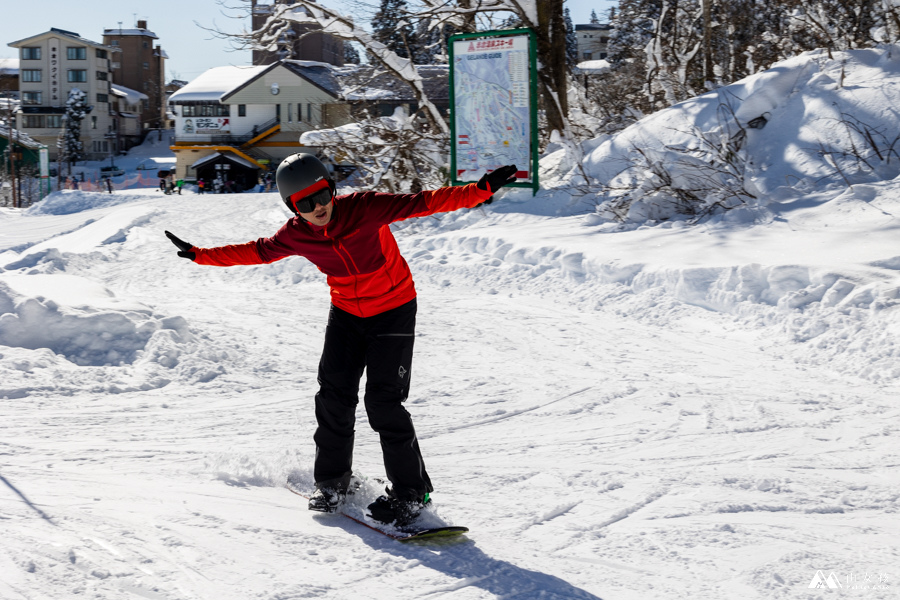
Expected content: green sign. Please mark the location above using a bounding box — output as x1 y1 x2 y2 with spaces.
449 28 539 195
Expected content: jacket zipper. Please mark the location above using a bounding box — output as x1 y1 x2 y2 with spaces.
324 226 363 315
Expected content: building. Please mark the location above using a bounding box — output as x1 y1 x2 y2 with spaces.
576 23 612 61
111 83 149 150
7 28 123 161
102 21 168 133
168 62 343 189
251 1 343 66
167 60 449 188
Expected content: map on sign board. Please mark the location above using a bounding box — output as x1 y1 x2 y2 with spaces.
451 34 533 183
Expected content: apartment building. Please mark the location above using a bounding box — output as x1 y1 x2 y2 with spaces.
103 21 168 132
251 0 343 66
8 28 120 160
576 23 612 61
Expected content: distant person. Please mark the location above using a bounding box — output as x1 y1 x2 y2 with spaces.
106 177 113 194
198 179 205 194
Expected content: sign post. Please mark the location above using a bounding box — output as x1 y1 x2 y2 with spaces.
449 28 539 195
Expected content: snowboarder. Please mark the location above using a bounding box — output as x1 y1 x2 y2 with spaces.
165 153 518 525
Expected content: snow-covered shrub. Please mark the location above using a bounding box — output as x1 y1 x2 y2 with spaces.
594 105 759 223
817 112 900 184
300 107 448 193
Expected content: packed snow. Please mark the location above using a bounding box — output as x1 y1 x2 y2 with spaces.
1 47 898 600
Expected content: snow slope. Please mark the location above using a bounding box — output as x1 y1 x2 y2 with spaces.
1 50 899 600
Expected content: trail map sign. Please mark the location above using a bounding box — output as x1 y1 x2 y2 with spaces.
449 28 538 194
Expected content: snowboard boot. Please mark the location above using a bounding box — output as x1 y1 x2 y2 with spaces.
308 485 346 513
367 487 431 526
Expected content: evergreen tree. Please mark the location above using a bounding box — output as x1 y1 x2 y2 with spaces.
564 8 579 66
372 0 416 60
59 88 89 171
344 41 361 64
413 19 454 64
590 9 600 24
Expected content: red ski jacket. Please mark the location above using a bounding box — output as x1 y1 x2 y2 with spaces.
191 183 492 317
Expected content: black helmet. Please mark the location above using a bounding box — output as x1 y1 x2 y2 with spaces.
276 153 335 214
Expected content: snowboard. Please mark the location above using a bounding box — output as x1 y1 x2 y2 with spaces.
285 477 469 542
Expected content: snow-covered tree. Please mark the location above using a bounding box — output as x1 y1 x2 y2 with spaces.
58 88 89 172
590 9 601 24
344 41 361 64
372 0 417 60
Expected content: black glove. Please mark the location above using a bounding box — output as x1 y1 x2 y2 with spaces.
476 164 518 193
165 230 196 261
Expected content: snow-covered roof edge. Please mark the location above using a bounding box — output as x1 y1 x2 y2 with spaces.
168 65 271 104
111 83 149 104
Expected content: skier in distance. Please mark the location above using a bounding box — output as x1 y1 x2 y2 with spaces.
165 153 518 525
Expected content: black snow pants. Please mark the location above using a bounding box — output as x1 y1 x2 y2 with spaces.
313 298 433 501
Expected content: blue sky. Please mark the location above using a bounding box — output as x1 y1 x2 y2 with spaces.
1 0 617 82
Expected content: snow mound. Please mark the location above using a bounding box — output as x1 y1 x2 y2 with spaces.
0 274 184 367
571 45 900 224
27 190 151 216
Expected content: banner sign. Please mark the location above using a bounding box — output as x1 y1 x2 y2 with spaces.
183 118 230 134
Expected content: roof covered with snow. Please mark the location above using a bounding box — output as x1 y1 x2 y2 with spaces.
167 65 270 104
0 124 44 149
110 83 149 105
187 60 450 106
282 61 449 103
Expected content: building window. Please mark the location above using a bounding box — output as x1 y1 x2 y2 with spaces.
21 69 42 82
46 115 62 128
23 115 44 128
287 103 292 122
92 116 97 129
238 104 246 117
97 93 109 103
110 40 119 46
96 71 108 81
22 47 41 60
96 49 108 59
181 104 230 117
67 46 87 60
22 91 42 105
143 62 149 70
67 69 88 82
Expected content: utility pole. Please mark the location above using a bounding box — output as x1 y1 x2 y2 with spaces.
3 96 18 208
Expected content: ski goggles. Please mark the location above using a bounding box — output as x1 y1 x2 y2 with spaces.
287 179 333 213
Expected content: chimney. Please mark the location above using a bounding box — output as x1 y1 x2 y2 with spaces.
137 20 147 30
